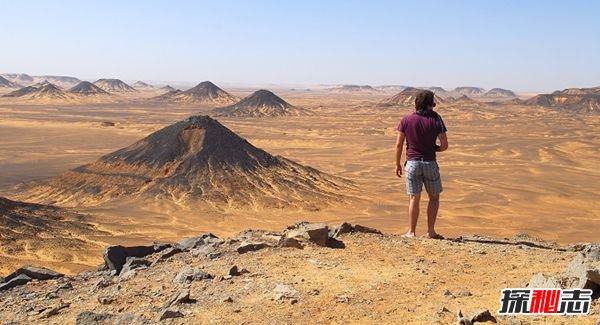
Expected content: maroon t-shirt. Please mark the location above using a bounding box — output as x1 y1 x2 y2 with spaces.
397 111 447 161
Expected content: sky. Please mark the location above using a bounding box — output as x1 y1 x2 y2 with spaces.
1 0 599 91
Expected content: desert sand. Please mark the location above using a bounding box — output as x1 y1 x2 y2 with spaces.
0 89 599 274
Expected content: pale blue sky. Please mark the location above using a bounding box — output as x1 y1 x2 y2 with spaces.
2 0 598 91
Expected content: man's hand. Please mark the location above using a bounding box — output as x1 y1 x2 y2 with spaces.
395 165 402 178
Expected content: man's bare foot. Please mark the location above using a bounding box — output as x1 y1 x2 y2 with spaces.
402 232 416 238
425 232 444 240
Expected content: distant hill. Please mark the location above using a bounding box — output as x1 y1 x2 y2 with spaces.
452 87 486 97
132 81 154 89
153 81 237 105
68 81 110 96
375 85 408 92
482 88 517 98
377 87 445 107
524 88 600 113
329 85 380 94
1 73 34 85
447 95 481 106
2 83 73 100
0 76 20 88
152 89 182 101
214 89 309 117
160 85 176 92
93 79 138 93
419 87 450 98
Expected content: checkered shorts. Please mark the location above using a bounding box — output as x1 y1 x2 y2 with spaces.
404 160 443 195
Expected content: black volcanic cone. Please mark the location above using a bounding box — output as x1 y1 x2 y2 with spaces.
214 89 308 117
69 81 110 95
21 116 347 209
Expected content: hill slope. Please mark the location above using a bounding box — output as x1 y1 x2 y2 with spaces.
68 82 110 96
153 81 237 104
93 79 138 93
377 87 445 107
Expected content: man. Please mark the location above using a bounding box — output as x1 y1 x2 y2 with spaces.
395 90 448 239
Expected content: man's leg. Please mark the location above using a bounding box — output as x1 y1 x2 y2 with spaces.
426 192 440 237
405 192 421 237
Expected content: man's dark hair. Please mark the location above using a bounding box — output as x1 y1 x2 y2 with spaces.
415 90 435 111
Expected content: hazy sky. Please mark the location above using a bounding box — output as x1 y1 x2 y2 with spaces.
2 0 599 91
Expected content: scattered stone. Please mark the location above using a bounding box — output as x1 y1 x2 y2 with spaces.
90 278 112 292
193 271 213 281
330 222 383 237
40 302 70 318
119 270 137 280
273 283 298 301
75 311 114 325
443 289 455 298
279 237 304 249
228 265 249 276
0 274 32 291
177 233 220 250
457 290 472 297
457 309 497 325
97 296 115 305
222 296 233 303
100 121 115 127
173 267 194 284
335 295 350 303
158 308 184 321
237 241 271 254
166 289 192 306
434 305 450 316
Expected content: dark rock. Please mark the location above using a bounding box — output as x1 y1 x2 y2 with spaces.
228 265 249 276
75 311 114 325
237 241 271 254
279 237 304 249
5 266 63 282
40 302 69 318
158 247 183 260
103 244 163 275
177 233 219 250
331 222 382 237
457 309 497 325
158 308 184 321
100 121 115 127
222 296 234 303
0 274 32 291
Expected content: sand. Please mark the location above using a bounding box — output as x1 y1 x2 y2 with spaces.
0 91 598 271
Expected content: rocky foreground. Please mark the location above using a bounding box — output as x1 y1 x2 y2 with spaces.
0 222 598 324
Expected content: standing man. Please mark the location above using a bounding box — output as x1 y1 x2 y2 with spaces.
395 90 448 239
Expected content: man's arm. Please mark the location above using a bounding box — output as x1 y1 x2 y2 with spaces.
395 131 405 177
437 132 448 152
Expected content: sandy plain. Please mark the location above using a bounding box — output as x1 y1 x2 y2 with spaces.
0 89 598 273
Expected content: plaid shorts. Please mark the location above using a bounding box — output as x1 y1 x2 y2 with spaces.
404 160 443 195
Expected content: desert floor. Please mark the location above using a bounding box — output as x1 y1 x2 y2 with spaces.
0 91 599 273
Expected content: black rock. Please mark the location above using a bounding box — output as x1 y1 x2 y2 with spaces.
0 274 32 291
103 244 165 275
5 266 63 282
120 257 151 274
237 241 271 254
158 308 184 321
177 233 219 250
158 247 183 260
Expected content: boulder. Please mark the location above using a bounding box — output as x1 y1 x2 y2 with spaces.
166 289 192 306
527 273 564 288
0 274 32 291
103 244 168 275
565 253 600 289
228 265 249 277
283 222 329 247
279 237 304 249
4 266 63 282
177 233 219 250
273 283 298 301
237 241 271 254
173 267 194 284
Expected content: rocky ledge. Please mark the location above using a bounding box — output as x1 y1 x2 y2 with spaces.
0 222 598 324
